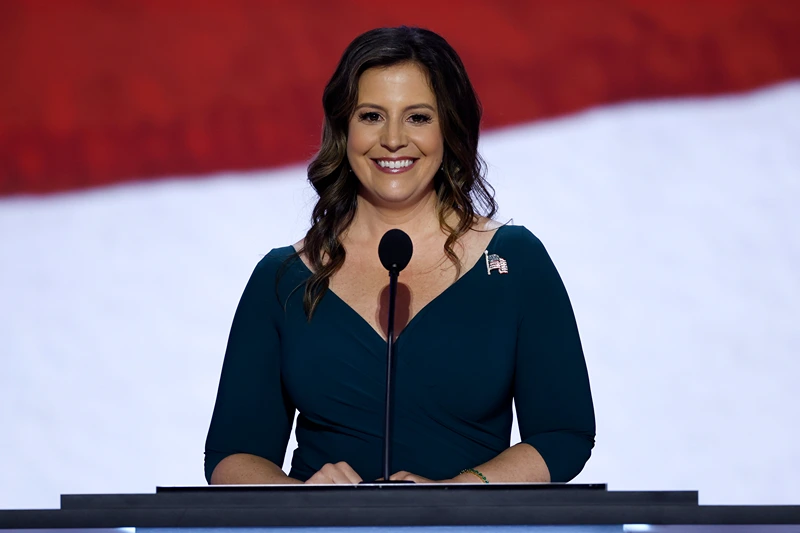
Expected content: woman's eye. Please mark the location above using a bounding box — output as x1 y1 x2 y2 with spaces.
358 112 381 123
409 113 433 124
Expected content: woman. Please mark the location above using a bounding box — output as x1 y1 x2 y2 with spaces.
205 26 595 485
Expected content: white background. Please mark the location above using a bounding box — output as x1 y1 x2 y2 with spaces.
1 81 798 509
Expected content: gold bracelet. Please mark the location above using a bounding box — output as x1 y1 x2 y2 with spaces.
459 467 489 484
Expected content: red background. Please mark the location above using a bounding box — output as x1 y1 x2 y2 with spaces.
2 0 799 195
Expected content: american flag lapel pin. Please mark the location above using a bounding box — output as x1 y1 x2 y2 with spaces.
484 250 509 275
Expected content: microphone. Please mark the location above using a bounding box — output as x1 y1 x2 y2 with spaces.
377 229 413 483
378 229 413 274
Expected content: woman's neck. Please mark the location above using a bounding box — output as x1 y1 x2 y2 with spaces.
345 191 449 246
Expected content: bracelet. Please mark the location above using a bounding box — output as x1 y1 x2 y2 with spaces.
459 468 489 484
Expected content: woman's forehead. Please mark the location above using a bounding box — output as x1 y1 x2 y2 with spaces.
357 62 436 104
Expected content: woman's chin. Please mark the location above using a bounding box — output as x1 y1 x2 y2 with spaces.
358 181 436 207
366 191 435 210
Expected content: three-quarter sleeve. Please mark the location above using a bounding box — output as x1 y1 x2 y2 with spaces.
513 230 595 482
204 255 295 483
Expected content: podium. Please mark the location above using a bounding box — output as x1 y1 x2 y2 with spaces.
1 484 799 531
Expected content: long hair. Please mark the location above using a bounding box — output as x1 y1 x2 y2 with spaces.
299 26 497 318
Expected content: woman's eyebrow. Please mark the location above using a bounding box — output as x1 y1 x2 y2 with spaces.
354 103 436 113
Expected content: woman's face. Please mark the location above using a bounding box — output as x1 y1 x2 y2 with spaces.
346 62 444 210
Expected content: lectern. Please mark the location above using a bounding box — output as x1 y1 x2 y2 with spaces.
1 484 799 531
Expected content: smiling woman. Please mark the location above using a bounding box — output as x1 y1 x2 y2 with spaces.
347 62 444 210
204 26 595 486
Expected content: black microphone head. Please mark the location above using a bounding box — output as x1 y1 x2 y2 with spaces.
378 229 413 273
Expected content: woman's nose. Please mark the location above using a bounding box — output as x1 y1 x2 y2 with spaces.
380 120 408 151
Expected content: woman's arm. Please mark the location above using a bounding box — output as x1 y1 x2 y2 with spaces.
390 442 549 483
392 229 594 484
210 453 302 484
211 454 364 485
453 442 550 483
512 231 595 482
205 255 296 484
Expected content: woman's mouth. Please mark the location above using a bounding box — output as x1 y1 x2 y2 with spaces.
372 158 417 174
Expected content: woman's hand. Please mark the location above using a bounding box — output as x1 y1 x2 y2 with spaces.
305 461 363 484
388 471 451 483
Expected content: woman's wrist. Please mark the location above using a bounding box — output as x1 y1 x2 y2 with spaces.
453 468 489 484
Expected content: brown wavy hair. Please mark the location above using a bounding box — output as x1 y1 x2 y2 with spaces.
298 26 497 318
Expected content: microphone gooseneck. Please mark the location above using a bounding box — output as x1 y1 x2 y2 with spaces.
377 229 413 483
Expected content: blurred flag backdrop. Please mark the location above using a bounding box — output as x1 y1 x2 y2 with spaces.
1 0 799 509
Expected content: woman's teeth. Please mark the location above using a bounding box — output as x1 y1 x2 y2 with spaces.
377 159 414 169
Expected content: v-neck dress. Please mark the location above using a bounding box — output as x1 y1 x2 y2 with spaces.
205 225 595 483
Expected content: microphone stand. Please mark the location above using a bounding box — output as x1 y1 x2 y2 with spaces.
383 267 399 482
360 265 412 484
362 228 414 485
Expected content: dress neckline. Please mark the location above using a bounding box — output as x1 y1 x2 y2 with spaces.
292 225 507 344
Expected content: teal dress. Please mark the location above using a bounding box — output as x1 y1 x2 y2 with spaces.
205 225 595 483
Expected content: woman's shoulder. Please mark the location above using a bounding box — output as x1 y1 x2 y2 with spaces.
469 217 545 251
491 223 551 264
257 244 296 263
243 244 309 302
492 222 543 247
252 244 304 276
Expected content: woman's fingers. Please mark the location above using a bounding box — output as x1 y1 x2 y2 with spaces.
389 470 411 481
334 461 363 484
306 464 438 485
305 462 363 484
389 471 432 483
